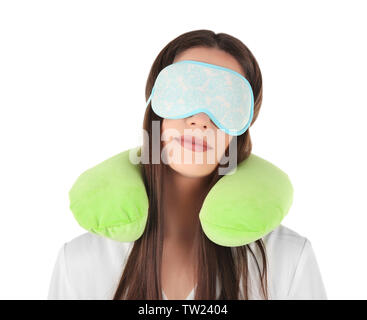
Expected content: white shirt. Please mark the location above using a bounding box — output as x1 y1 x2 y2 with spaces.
47 224 327 300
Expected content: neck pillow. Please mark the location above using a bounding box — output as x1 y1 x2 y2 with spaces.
68 146 293 247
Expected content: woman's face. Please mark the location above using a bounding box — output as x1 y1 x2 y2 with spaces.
161 47 245 178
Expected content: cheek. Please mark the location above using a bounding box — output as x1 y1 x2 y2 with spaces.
227 135 234 148
161 119 181 132
215 130 232 150
161 119 182 145
161 119 168 132
212 132 233 164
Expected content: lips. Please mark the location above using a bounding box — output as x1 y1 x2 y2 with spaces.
174 135 212 152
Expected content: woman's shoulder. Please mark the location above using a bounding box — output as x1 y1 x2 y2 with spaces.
262 224 310 274
247 224 326 299
65 231 133 261
263 223 308 249
247 224 308 262
64 231 134 273
61 232 134 299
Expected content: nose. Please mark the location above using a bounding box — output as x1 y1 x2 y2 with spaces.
185 112 212 130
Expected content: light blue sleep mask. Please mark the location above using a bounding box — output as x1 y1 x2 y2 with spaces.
145 60 254 136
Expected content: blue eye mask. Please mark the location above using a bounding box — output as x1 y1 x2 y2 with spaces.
146 60 254 136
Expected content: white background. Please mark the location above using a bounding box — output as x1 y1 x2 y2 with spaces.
0 0 366 299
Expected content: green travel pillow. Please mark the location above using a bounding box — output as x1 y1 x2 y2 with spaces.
69 146 293 247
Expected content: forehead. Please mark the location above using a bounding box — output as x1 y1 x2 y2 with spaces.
173 47 246 78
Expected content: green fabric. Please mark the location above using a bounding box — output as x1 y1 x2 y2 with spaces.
69 147 148 242
69 146 293 246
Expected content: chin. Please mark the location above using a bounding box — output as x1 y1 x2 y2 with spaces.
168 163 217 178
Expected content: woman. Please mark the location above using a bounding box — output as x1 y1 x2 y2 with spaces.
47 29 327 300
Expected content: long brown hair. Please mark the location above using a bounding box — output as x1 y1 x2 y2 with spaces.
113 29 267 300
